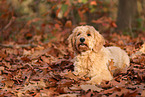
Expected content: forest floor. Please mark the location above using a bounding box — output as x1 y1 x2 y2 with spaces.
0 32 145 97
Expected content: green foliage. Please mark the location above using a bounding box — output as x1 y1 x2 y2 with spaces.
81 0 88 4
136 18 144 30
61 4 68 15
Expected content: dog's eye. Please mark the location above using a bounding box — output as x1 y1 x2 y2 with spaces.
87 33 91 36
77 33 80 36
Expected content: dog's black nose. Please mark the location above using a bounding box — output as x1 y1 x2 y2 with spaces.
80 37 85 42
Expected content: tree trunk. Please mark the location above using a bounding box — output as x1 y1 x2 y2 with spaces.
116 0 137 33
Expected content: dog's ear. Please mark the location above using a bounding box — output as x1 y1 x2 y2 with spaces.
68 33 74 51
68 27 79 53
68 27 77 50
91 27 105 52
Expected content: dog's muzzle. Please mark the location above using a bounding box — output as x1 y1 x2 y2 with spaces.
80 37 85 43
76 37 89 52
79 37 87 47
78 43 87 47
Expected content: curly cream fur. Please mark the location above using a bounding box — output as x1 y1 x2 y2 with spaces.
68 25 130 85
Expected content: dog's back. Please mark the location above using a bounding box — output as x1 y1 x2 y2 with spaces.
106 46 130 74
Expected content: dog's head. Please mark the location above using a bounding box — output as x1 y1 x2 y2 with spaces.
68 25 105 54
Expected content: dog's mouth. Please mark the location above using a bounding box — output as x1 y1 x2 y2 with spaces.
77 43 89 52
78 43 88 47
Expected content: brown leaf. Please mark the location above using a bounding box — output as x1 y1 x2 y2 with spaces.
57 79 74 87
21 57 31 62
0 66 5 71
58 94 78 97
102 87 118 94
65 20 72 28
60 70 78 81
29 48 51 59
0 53 7 58
4 80 14 87
23 49 32 56
140 43 145 54
69 85 81 91
38 79 46 88
141 90 145 97
80 85 103 92
108 59 117 75
41 56 50 63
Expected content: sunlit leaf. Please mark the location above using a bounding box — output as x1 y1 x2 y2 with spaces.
78 0 88 4
90 1 97 5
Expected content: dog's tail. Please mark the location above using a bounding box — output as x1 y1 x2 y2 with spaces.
130 43 145 59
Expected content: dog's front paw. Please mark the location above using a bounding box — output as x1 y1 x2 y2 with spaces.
87 76 103 85
73 71 79 76
73 71 87 77
87 79 101 85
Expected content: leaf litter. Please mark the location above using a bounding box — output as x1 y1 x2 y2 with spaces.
0 34 145 97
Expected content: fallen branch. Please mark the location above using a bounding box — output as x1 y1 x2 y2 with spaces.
3 17 16 31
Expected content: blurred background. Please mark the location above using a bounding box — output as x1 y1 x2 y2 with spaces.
0 0 144 43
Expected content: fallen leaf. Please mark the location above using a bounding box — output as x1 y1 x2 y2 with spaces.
41 56 50 63
140 43 145 54
57 94 78 97
80 85 103 92
141 90 145 97
4 80 14 87
108 59 117 75
23 49 32 56
90 1 97 5
130 43 145 58
65 21 72 28
57 79 74 87
29 48 51 59
61 70 78 81
37 79 46 88
0 66 5 71
69 85 81 91
21 57 31 62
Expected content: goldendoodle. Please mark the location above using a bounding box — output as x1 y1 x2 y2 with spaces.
68 25 130 85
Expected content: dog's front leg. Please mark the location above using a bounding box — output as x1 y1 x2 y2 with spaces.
73 62 87 76
88 70 113 85
87 75 103 85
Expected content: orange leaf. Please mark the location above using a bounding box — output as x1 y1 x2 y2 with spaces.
4 80 14 87
65 20 72 28
110 21 117 28
64 10 69 17
108 59 117 75
56 8 61 17
55 24 60 29
90 1 97 5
